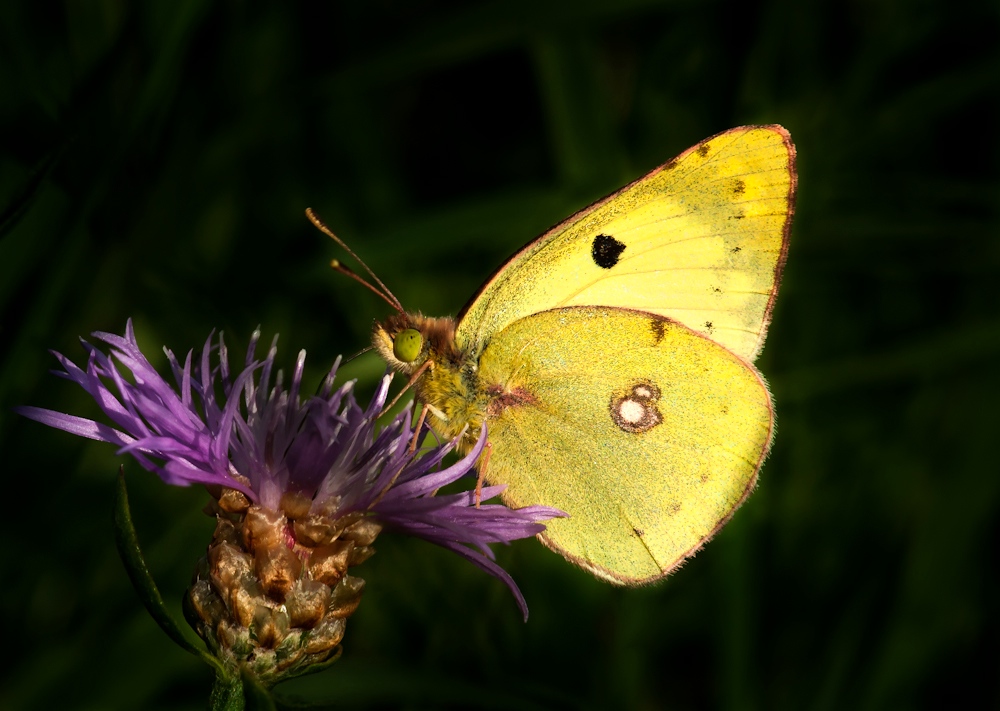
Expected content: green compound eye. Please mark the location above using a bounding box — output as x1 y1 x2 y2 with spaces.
392 328 423 363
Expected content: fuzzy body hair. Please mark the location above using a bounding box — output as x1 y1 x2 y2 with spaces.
372 312 487 447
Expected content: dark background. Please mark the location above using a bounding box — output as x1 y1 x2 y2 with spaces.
2 1 998 709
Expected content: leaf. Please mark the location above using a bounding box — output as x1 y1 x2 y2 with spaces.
112 467 227 677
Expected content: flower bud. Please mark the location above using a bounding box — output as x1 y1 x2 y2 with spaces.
186 489 383 685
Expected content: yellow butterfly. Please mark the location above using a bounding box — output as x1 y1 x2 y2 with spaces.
316 125 796 584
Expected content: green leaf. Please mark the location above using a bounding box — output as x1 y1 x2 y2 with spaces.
112 467 227 677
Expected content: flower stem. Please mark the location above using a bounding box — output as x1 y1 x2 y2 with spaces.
209 673 244 711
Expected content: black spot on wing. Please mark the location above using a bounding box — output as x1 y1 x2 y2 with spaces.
733 179 745 195
697 144 710 157
732 246 742 253
592 234 626 269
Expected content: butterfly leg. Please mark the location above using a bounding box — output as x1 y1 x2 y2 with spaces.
379 358 434 418
474 441 493 508
410 403 430 453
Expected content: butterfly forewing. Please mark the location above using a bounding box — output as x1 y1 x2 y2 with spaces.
455 125 796 362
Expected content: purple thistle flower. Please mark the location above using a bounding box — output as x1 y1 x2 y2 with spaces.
18 321 564 623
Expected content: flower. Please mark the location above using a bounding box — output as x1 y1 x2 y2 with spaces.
18 321 564 682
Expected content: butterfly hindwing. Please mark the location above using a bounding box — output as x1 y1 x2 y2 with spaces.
477 306 773 583
455 125 796 363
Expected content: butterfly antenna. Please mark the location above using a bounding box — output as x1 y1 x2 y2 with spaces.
329 259 403 312
306 208 404 313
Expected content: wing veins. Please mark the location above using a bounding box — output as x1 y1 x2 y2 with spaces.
702 167 792 183
611 207 788 242
619 235 783 261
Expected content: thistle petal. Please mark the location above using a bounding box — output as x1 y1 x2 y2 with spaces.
19 321 566 625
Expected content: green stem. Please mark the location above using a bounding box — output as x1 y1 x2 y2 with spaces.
210 672 244 711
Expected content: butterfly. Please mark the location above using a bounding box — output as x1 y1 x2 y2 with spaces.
313 125 796 584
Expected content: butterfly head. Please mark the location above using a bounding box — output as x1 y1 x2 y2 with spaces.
372 312 459 375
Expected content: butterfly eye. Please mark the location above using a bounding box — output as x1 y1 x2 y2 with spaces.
392 328 423 363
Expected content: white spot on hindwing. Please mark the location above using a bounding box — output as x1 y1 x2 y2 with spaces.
619 399 646 424
632 384 655 399
610 382 662 434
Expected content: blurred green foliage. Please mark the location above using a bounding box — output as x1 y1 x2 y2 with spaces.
1 1 998 709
